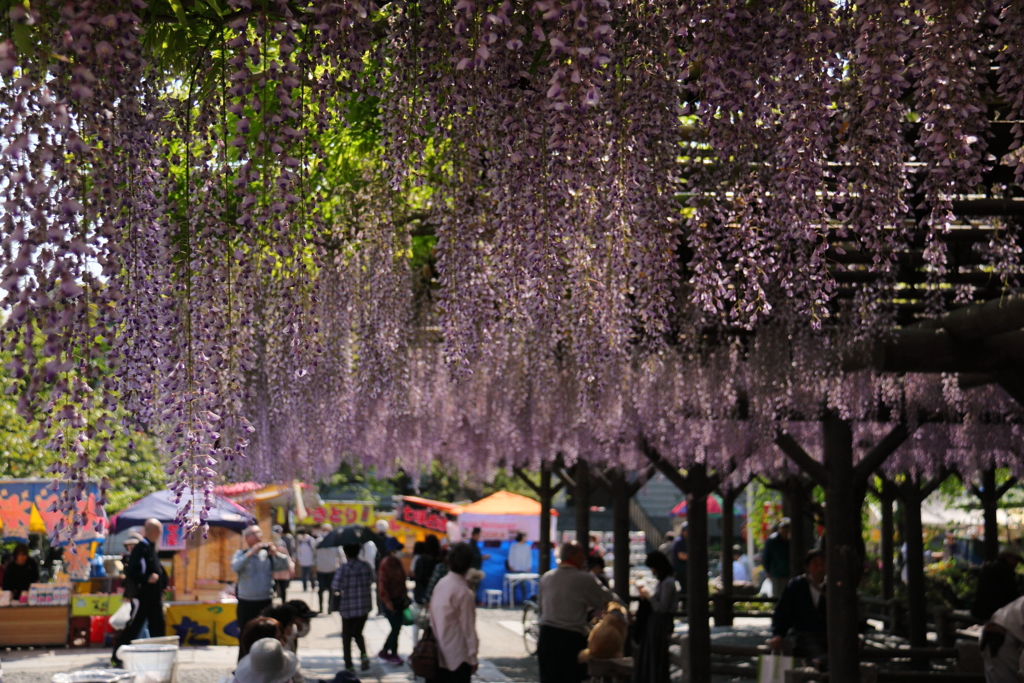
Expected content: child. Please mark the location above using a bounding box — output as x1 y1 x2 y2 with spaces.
331 544 373 672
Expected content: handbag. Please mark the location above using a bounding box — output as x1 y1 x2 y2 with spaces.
402 606 415 626
409 624 439 680
757 653 794 683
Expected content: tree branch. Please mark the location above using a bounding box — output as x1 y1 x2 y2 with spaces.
774 430 827 486
512 467 541 496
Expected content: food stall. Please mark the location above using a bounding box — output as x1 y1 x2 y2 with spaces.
0 479 108 647
112 489 255 644
392 495 462 545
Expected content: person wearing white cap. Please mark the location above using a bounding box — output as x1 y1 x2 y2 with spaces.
232 637 299 683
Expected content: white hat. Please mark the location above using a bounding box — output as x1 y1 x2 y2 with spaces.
234 638 299 683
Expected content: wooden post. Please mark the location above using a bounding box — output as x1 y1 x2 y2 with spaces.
787 477 806 580
611 471 632 603
513 463 564 574
540 467 553 572
687 464 713 683
638 442 722 683
982 469 999 563
716 485 740 626
822 414 861 683
775 417 913 683
575 460 591 555
902 485 927 650
880 486 895 601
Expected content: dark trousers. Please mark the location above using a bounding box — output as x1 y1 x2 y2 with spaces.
538 625 588 683
341 615 368 667
317 572 335 612
275 579 289 602
236 598 272 659
380 605 403 655
114 594 164 655
437 663 473 683
300 566 315 591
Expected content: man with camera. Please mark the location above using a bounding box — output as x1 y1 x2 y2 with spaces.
232 525 291 650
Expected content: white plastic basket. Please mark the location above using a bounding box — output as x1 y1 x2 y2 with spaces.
51 670 136 683
117 644 178 683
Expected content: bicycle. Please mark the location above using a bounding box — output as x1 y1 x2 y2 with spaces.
522 598 540 656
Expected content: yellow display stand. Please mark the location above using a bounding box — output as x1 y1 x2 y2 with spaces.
71 593 124 617
164 601 239 646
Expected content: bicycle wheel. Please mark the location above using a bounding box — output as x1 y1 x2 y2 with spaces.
522 601 540 656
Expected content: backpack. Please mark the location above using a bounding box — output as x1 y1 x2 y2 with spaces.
409 623 439 680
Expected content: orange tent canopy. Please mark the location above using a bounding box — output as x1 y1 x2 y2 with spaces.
456 491 559 516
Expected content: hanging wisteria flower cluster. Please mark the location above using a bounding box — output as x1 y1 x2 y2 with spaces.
1 0 1023 533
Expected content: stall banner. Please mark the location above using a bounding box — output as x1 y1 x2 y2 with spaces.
166 602 240 646
72 594 125 617
0 479 108 543
458 513 558 544
162 523 186 551
297 502 374 527
396 499 453 534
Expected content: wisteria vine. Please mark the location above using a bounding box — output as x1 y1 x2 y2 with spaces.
0 0 1022 535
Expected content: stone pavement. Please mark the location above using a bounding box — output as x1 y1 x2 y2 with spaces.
1 585 535 683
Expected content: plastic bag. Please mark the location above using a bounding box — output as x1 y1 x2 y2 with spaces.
758 653 794 683
109 601 133 630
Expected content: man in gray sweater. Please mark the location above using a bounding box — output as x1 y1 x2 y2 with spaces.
536 541 621 683
232 525 290 653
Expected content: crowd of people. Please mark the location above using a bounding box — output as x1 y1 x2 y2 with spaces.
93 511 1024 683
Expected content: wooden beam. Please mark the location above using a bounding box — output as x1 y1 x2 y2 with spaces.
855 422 913 483
774 430 827 485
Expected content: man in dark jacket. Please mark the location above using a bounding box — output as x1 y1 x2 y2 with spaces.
771 549 827 669
763 518 792 598
972 547 1023 623
112 519 168 666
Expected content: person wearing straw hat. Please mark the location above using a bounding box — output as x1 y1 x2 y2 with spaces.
232 637 300 683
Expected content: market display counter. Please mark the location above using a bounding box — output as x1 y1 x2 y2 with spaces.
0 605 69 646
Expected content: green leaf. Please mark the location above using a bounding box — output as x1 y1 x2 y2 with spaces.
168 0 190 28
12 22 35 58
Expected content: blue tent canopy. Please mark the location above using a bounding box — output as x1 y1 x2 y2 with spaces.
112 489 255 533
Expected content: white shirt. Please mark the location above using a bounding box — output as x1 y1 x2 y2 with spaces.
808 576 823 609
428 572 478 671
507 541 533 573
992 596 1024 647
732 558 751 583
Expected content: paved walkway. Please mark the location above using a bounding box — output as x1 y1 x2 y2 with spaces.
1 585 532 683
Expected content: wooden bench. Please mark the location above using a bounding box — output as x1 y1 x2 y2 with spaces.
587 656 633 683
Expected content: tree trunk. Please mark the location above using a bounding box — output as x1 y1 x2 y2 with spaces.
881 491 895 600
575 460 591 555
902 488 928 650
539 467 553 573
982 469 999 563
822 414 861 683
611 471 632 603
687 465 712 683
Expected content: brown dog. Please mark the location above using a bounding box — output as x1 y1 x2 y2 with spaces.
578 602 629 662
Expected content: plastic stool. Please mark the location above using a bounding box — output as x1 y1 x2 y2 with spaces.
484 589 503 608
